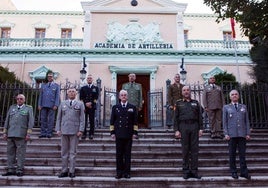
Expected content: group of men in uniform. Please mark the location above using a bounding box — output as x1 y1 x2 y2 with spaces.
2 72 251 180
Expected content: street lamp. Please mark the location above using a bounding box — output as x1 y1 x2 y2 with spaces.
80 57 87 81
180 57 187 83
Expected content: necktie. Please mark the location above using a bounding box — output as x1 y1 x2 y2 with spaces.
70 100 72 106
48 83 51 87
234 103 237 110
212 84 215 89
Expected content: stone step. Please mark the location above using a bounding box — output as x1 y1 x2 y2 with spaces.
1 176 268 188
0 166 267 177
0 157 267 168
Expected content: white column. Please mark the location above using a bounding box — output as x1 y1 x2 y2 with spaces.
111 72 117 90
176 12 185 50
83 11 91 49
150 71 156 91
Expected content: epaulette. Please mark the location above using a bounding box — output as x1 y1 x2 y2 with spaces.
176 99 183 102
26 105 33 108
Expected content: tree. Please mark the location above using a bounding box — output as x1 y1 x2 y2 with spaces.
204 0 268 83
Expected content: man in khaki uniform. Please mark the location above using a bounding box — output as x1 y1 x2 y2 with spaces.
2 94 34 177
202 76 225 138
167 74 184 131
122 73 143 111
56 87 85 178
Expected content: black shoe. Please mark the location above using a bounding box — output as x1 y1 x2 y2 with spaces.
89 135 94 140
2 172 16 176
115 174 122 179
191 173 201 179
124 174 131 179
38 135 46 138
58 172 68 178
183 173 190 179
16 172 24 177
82 135 86 140
232 173 238 179
69 173 75 178
240 174 251 180
47 135 52 138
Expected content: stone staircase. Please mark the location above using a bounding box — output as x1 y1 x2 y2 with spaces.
0 128 268 187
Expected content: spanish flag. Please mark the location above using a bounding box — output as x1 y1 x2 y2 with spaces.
230 18 236 39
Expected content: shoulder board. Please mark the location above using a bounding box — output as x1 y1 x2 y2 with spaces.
26 105 33 108
176 99 183 102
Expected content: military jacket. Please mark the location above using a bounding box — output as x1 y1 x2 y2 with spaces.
79 84 99 110
55 100 85 135
174 99 203 131
110 103 138 139
167 83 184 106
202 84 225 110
222 103 250 138
122 82 143 109
3 104 34 138
38 82 60 108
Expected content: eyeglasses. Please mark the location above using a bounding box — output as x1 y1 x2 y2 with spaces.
16 98 24 100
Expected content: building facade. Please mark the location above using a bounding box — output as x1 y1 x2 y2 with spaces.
0 0 253 127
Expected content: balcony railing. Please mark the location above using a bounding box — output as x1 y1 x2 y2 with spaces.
0 38 83 48
0 38 251 51
185 40 251 51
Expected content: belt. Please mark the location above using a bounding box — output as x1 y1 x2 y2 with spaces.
179 120 197 124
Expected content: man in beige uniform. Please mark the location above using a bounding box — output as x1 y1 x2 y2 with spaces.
202 76 225 138
2 94 34 177
56 87 85 178
122 73 143 111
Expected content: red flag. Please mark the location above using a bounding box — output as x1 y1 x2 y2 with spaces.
230 18 236 39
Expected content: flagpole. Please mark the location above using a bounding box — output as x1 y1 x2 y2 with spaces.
233 38 241 83
230 18 241 83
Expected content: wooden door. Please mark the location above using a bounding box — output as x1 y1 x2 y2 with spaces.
117 74 150 128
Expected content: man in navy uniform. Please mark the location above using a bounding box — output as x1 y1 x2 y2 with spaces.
174 86 203 179
56 87 85 178
38 71 60 138
2 94 34 177
110 89 138 179
80 74 99 140
223 89 251 180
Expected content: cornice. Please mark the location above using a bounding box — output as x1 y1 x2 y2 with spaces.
183 13 218 18
0 10 84 16
0 48 249 58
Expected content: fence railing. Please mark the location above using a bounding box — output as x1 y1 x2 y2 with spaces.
0 82 267 129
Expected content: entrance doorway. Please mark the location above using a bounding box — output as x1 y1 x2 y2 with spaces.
117 74 150 128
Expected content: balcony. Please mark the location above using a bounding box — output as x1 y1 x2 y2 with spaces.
0 38 83 49
0 38 251 51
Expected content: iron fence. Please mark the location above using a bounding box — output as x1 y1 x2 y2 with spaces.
0 82 267 129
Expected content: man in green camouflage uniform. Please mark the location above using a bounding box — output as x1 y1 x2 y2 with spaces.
2 94 34 177
174 86 203 179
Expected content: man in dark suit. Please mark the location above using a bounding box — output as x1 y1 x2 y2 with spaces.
38 71 60 138
223 89 251 180
110 89 138 179
79 74 99 139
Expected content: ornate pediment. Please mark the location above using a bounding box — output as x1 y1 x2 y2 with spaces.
29 66 59 80
32 21 50 29
201 67 224 83
58 21 76 29
106 20 163 44
0 20 15 28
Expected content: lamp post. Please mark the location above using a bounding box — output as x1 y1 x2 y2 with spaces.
80 57 87 83
180 57 187 83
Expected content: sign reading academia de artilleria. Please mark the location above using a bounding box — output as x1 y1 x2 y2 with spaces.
94 43 173 49
94 21 173 50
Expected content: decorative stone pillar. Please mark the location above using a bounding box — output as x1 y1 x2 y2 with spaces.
82 10 91 48
96 78 102 127
111 72 117 90
176 12 185 50
150 71 156 90
165 79 173 128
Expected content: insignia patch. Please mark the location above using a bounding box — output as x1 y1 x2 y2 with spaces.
128 108 134 112
191 103 197 106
